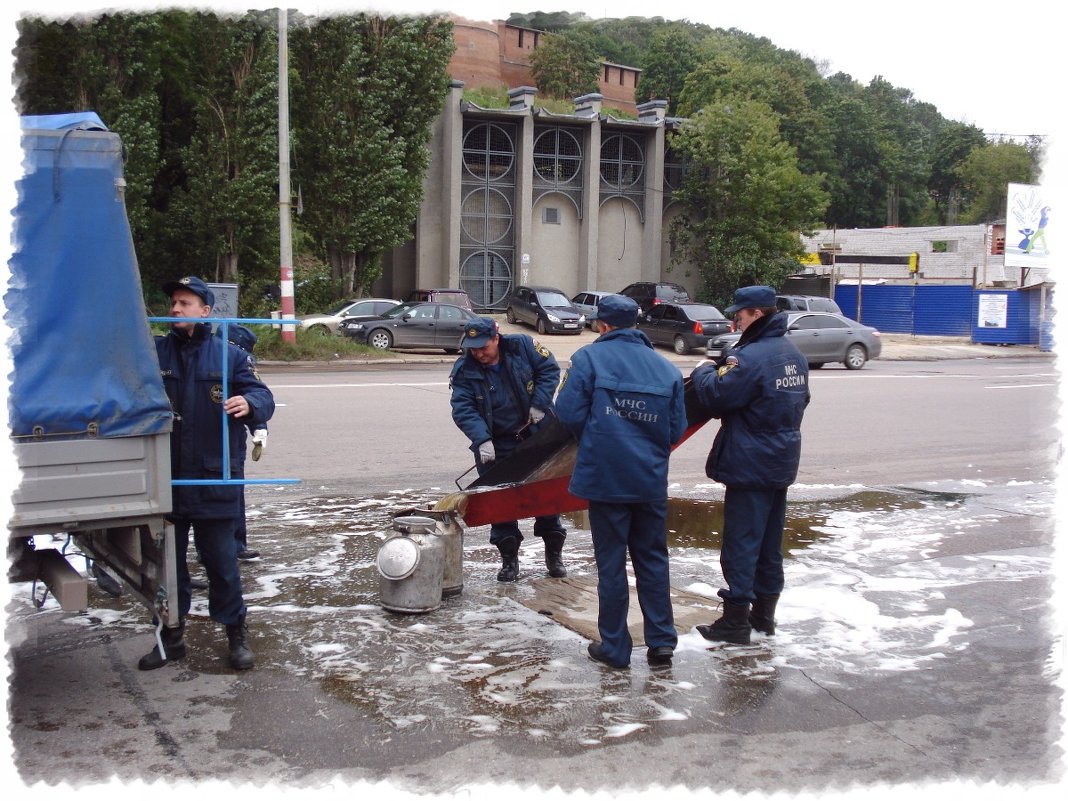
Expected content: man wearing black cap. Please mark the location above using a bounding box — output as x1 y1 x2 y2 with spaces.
555 294 686 669
691 285 810 645
449 316 569 581
139 276 275 671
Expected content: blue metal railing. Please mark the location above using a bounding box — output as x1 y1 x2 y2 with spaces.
149 316 300 488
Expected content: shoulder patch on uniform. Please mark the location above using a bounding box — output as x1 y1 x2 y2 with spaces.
534 342 550 359
716 362 737 378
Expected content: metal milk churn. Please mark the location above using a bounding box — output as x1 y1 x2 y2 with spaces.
377 515 445 613
392 508 464 598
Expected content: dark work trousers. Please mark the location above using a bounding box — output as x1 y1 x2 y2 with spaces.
235 491 248 552
719 486 788 602
173 517 246 625
481 435 566 548
588 500 677 667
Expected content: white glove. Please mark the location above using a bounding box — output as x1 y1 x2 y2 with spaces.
529 407 545 424
477 441 495 465
693 359 716 371
251 429 268 461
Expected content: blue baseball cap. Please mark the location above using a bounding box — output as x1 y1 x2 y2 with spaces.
596 294 640 328
725 285 776 315
163 275 215 308
461 317 500 348
218 324 257 353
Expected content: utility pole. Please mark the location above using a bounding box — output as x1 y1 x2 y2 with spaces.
278 8 296 343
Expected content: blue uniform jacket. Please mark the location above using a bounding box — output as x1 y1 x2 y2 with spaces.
156 323 275 518
555 328 686 503
691 312 810 489
449 333 560 455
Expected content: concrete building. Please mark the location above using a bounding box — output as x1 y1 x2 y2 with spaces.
798 224 1049 288
380 81 697 310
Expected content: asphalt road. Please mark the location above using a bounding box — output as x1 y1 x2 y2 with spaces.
252 357 1058 498
5 352 1064 800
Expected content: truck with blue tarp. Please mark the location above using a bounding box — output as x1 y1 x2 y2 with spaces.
5 112 179 628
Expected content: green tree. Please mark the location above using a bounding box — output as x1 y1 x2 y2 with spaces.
859 77 932 226
818 73 889 228
636 25 701 115
927 121 987 224
678 33 836 196
160 11 280 290
290 14 454 297
668 100 829 308
957 141 1038 223
529 29 600 100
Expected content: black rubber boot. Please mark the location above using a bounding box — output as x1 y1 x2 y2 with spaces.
542 532 567 578
496 537 520 582
696 600 752 645
226 616 255 670
749 593 780 635
138 621 186 670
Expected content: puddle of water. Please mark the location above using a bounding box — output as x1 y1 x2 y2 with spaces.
9 481 1052 748
568 497 830 552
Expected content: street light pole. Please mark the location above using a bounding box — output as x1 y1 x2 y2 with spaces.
278 7 296 342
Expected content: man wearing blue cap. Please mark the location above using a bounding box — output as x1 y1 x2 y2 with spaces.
450 316 569 581
690 285 810 645
217 324 268 561
555 294 686 669
139 276 275 671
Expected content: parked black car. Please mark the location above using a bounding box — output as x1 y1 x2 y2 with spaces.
339 302 476 353
505 285 585 334
637 302 733 354
619 281 692 312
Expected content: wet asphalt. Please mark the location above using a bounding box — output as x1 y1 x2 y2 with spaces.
4 337 1063 799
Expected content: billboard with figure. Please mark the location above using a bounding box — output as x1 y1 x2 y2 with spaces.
1005 183 1051 269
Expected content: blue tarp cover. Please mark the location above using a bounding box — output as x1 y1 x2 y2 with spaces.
19 111 108 131
5 115 173 439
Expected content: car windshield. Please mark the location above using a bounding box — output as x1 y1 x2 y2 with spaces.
324 300 358 315
679 304 725 320
537 291 571 307
382 303 419 318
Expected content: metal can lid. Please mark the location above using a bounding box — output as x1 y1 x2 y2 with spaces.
377 536 421 580
392 515 438 535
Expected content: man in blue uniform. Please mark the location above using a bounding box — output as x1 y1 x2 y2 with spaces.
690 285 810 645
450 317 568 581
139 276 275 671
218 324 268 561
555 295 687 669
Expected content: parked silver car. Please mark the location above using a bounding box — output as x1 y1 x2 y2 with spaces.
570 290 613 327
707 311 882 370
298 297 400 335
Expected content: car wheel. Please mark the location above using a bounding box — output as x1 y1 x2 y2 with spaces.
844 344 867 370
673 336 689 355
308 324 330 336
809 362 825 369
537 317 547 335
367 329 393 350
506 308 517 324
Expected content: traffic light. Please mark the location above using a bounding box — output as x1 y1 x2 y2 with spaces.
908 252 920 273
